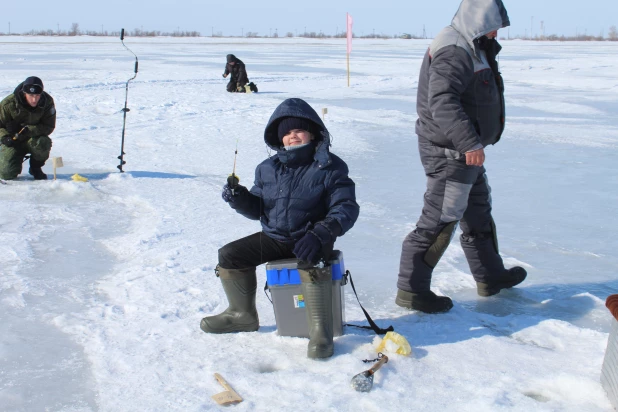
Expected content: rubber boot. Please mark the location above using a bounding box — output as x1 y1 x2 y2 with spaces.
29 158 48 180
476 266 527 297
395 289 453 314
200 266 259 334
299 266 334 359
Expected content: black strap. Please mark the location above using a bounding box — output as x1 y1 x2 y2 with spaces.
263 281 273 304
345 270 394 335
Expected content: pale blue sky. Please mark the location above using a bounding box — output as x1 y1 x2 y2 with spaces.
4 1 618 38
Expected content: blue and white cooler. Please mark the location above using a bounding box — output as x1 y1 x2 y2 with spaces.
265 250 347 338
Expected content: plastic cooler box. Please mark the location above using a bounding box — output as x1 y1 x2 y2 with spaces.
265 250 346 338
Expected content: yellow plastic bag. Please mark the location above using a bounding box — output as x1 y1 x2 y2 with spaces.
71 173 89 182
376 331 412 356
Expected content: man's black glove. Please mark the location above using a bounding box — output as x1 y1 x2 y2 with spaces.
4 120 21 135
15 126 30 142
1 135 15 147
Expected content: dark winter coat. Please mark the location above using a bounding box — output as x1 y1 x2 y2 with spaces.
415 0 509 153
0 82 56 141
229 98 359 244
223 54 248 86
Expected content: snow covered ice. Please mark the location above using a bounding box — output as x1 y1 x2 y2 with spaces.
1 36 617 411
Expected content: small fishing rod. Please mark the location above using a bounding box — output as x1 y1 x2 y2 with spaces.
117 28 139 172
227 136 240 194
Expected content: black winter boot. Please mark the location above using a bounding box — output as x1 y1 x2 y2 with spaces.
29 158 48 180
476 266 527 297
395 289 453 314
200 267 259 334
299 267 334 359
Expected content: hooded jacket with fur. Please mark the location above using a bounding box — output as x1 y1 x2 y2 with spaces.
415 0 510 153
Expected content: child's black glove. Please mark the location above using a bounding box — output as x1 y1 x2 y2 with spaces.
293 231 322 266
222 183 235 203
222 183 247 203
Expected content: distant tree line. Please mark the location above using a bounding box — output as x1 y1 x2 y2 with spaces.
0 23 617 41
0 23 200 37
289 31 425 39
509 25 618 41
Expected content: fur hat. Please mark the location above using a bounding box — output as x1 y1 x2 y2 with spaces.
22 76 44 95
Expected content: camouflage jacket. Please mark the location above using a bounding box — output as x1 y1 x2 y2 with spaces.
0 82 56 140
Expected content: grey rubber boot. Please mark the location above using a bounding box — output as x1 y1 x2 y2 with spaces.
299 267 334 359
200 266 259 334
395 289 453 314
476 266 527 297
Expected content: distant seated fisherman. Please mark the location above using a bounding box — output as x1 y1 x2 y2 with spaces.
0 76 56 180
222 54 250 93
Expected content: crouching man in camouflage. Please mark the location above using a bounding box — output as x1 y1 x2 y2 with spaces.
0 76 56 180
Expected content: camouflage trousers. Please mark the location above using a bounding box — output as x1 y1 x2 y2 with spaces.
0 135 52 180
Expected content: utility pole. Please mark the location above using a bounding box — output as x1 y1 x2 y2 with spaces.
8 22 10 35
101 24 104 35
269 28 272 37
57 23 59 35
423 24 426 39
211 26 213 37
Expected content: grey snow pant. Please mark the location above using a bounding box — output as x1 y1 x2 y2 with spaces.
398 139 506 292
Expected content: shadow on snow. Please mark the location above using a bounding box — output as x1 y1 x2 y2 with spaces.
336 280 617 355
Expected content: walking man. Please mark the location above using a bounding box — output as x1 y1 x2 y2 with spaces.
396 0 526 313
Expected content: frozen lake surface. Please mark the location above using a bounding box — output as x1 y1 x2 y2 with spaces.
0 36 617 411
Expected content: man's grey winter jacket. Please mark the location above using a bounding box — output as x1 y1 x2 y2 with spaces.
415 0 510 153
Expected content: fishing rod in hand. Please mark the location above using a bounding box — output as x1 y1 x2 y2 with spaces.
117 28 139 173
227 136 240 194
